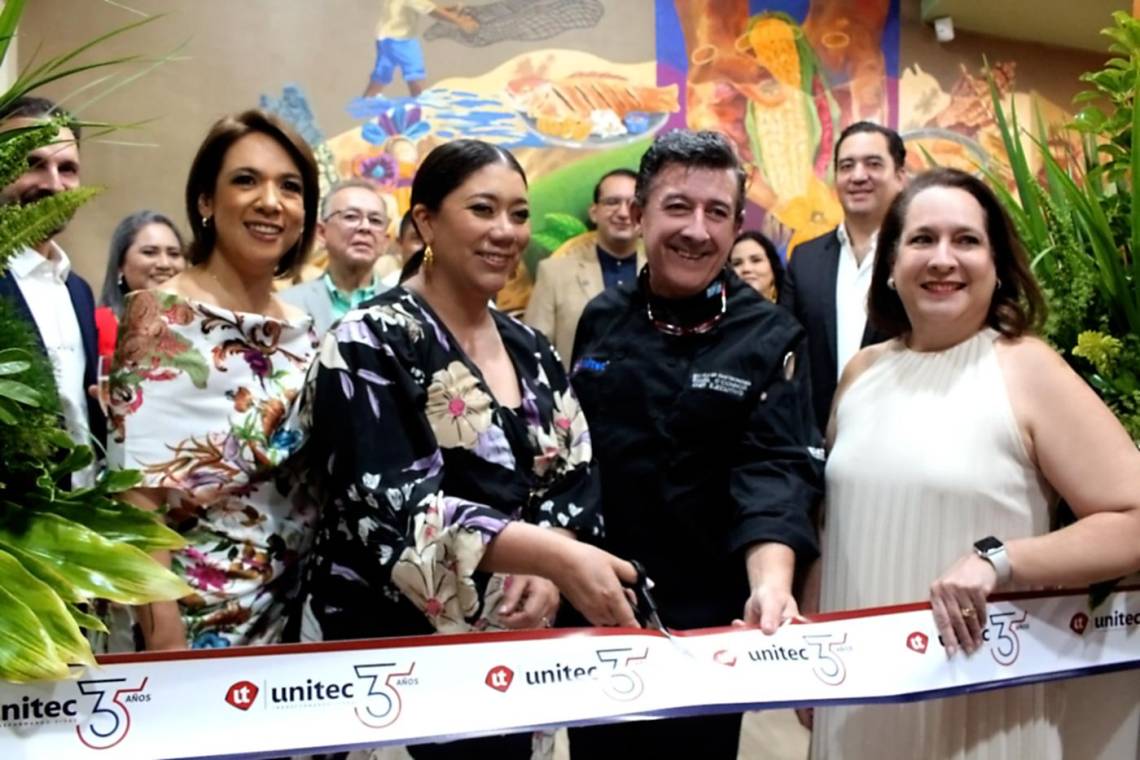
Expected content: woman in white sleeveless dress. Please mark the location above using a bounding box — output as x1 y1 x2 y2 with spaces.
812 168 1140 759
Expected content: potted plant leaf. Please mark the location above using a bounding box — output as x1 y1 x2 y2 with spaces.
0 0 191 683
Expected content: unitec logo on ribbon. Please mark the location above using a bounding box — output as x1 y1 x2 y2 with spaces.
1070 612 1090 635
225 681 259 711
485 665 514 693
906 632 929 654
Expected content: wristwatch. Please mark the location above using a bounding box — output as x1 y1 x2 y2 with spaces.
974 536 1012 585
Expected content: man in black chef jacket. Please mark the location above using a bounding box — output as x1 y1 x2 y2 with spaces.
567 130 824 758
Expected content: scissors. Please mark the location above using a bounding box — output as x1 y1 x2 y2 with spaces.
625 559 668 632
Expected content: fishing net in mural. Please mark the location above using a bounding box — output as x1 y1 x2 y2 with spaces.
423 0 604 47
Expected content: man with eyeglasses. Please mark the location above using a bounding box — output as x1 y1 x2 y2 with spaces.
524 168 644 368
283 179 390 335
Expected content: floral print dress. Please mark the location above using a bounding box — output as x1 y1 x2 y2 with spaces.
108 291 318 648
294 286 601 641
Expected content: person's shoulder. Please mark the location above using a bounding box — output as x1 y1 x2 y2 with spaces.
280 277 324 297
536 251 585 277
787 229 838 266
727 280 800 335
844 340 895 381
581 280 634 320
279 278 324 311
994 332 1056 361
992 332 1071 389
65 269 94 289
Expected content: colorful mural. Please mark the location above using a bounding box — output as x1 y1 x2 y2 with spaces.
899 60 1084 187
297 0 678 309
258 0 1085 308
656 0 900 254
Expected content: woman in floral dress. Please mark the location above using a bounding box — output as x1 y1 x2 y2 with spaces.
296 139 639 758
108 110 321 649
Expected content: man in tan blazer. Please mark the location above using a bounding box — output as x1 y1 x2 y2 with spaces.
524 169 645 367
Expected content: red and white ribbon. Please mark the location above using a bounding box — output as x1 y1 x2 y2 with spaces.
1 587 1137 759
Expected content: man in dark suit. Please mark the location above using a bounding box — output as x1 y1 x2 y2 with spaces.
0 96 103 484
780 121 907 431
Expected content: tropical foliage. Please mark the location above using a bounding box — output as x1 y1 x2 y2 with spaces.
0 0 189 682
982 11 1140 441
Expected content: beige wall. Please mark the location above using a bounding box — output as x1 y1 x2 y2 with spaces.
901 16 1104 109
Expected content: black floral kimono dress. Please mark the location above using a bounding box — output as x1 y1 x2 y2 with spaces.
293 286 603 643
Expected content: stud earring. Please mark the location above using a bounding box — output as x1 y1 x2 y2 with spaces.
201 215 211 228
887 276 896 290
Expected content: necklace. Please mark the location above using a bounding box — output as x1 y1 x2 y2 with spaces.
645 272 728 336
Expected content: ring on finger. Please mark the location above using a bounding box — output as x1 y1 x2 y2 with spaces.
960 607 976 618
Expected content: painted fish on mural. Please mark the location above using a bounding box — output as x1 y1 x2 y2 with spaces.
507 73 678 143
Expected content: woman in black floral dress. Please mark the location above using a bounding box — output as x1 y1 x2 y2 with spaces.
295 140 639 758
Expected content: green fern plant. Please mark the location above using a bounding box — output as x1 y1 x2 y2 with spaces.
979 13 1140 442
0 0 190 682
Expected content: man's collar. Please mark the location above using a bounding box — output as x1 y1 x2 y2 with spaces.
8 241 69 280
836 223 879 256
322 270 379 297
596 244 637 265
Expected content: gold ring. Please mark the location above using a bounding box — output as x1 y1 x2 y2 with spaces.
960 607 976 618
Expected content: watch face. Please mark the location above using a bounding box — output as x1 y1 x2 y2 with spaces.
975 536 1003 553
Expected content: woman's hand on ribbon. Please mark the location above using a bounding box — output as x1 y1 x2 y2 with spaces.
498 574 560 629
930 554 997 656
551 542 640 628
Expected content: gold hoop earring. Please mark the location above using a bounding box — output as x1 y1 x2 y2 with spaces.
423 245 434 269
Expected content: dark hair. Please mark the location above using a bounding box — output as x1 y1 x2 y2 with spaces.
0 96 81 140
730 230 785 296
593 168 637 203
834 121 906 171
409 139 527 239
635 129 747 218
868 167 1045 339
319 177 383 220
399 249 424 284
184 109 319 279
398 209 418 240
98 210 186 317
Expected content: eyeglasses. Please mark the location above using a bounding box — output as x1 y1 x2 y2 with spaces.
326 208 387 228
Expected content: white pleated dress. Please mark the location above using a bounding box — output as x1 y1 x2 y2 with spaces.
812 329 1063 760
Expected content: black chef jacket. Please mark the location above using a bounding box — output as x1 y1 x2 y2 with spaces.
570 272 823 630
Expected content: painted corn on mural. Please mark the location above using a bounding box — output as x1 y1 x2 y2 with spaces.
251 0 1086 310
657 0 899 255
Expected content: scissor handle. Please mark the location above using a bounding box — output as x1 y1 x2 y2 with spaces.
624 559 662 628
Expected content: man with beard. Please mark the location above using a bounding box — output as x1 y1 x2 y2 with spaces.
282 178 390 335
568 130 823 757
0 96 101 485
